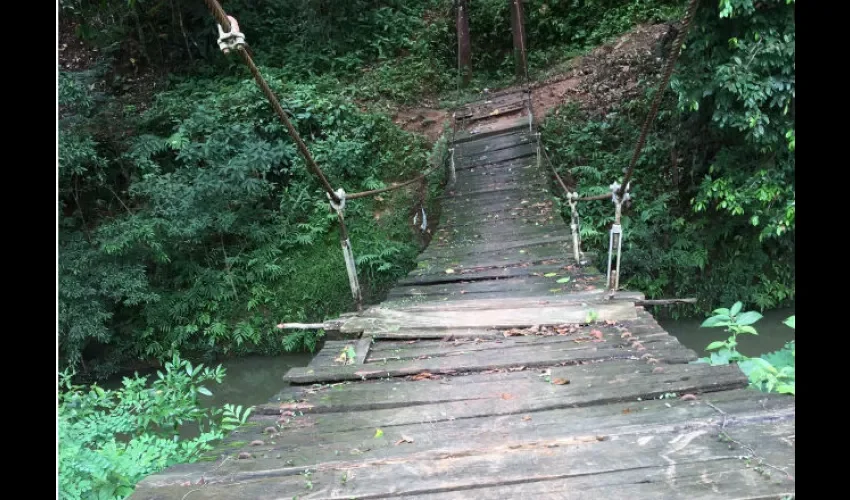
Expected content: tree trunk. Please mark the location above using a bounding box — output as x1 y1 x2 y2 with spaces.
456 0 472 87
509 0 528 80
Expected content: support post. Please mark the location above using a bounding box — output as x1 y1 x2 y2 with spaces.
567 192 583 264
456 0 472 87
606 182 630 298
329 189 363 312
509 0 528 81
449 146 457 186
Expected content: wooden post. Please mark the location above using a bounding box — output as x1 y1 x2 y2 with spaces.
456 0 472 87
509 0 528 80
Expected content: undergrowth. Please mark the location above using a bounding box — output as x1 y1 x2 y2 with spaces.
540 0 794 315
58 355 251 499
695 302 795 395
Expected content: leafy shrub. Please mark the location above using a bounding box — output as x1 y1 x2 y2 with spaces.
540 0 794 312
59 66 433 378
58 355 251 499
696 302 795 395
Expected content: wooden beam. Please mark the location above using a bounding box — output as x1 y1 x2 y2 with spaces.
635 298 698 306
456 0 472 87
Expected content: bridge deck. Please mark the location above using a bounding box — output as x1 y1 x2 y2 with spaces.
131 91 795 499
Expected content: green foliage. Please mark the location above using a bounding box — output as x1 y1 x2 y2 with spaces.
541 0 794 312
696 301 761 365
58 354 250 499
695 302 794 395
677 0 795 242
59 62 430 378
61 1 683 104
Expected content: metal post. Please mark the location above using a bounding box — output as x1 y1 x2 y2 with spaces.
329 189 363 312
449 147 457 186
606 182 630 298
567 192 583 264
535 133 541 170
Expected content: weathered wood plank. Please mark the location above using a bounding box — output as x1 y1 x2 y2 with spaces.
380 292 643 312
339 300 638 334
453 118 528 143
354 336 372 365
255 392 793 474
283 338 696 384
131 104 794 500
238 389 793 474
131 412 791 499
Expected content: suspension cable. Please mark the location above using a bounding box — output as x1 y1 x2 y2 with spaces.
618 0 701 198
205 0 341 203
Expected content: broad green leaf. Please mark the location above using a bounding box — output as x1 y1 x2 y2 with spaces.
729 301 743 317
735 311 763 326
701 315 731 328
709 350 731 365
783 315 795 329
374 428 384 438
711 308 730 316
705 341 726 351
197 386 212 396
749 357 777 374
737 325 758 335
556 277 571 283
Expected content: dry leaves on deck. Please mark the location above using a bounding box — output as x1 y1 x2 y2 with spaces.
502 324 581 337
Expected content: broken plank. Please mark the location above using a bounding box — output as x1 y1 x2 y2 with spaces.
353 336 372 365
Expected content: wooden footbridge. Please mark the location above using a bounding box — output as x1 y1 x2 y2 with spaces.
132 91 795 499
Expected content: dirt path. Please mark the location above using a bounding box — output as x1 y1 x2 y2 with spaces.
395 23 674 141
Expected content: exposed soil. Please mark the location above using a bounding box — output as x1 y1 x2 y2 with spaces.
392 108 452 144
396 23 675 142
521 23 674 120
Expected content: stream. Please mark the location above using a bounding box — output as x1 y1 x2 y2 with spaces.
659 305 795 357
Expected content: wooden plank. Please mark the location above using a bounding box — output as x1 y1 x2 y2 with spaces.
131 408 791 499
456 145 537 170
387 276 604 301
380 292 644 313
465 101 526 123
454 117 529 143
248 389 793 460
419 237 570 262
370 327 502 340
257 388 791 461
283 340 696 384
398 263 569 286
353 336 372 365
360 331 674 364
339 300 638 334
455 132 533 157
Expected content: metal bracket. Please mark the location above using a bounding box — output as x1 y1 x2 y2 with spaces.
328 188 346 213
217 16 246 54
